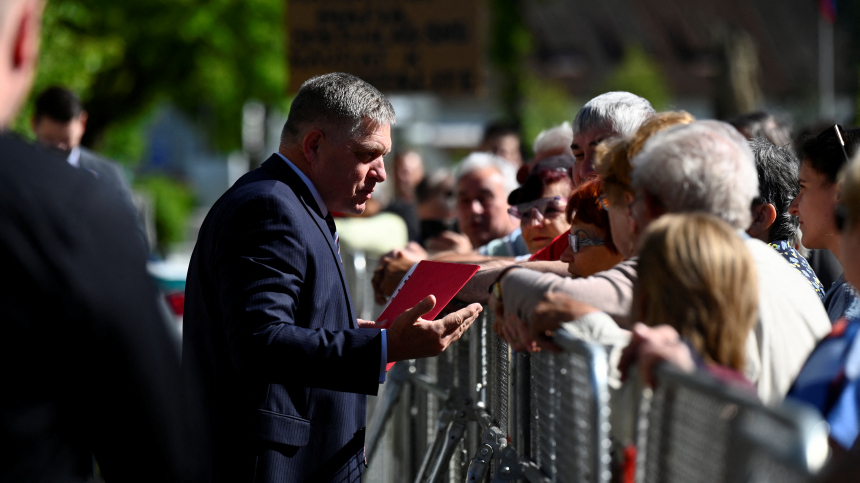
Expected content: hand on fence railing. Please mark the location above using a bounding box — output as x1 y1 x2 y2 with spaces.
490 293 537 353
618 323 695 387
531 292 601 352
385 295 483 362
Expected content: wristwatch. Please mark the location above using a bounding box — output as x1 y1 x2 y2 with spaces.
487 265 521 302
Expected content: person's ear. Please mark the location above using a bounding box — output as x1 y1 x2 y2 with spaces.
302 129 324 164
79 111 88 130
748 203 777 239
12 0 41 71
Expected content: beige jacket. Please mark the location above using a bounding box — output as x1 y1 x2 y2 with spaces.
500 239 831 405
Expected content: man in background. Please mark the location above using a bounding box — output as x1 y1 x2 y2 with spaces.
480 121 523 168
32 86 146 246
32 87 135 201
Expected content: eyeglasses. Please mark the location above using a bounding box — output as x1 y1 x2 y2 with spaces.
568 231 605 253
508 196 567 222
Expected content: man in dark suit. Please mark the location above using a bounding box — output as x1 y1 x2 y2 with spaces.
31 86 146 246
182 72 482 482
0 0 206 480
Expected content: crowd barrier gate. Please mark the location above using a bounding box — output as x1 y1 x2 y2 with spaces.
345 252 830 483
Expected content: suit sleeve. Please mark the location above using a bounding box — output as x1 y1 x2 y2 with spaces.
215 195 382 395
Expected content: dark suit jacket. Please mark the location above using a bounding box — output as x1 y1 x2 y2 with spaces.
183 154 384 482
78 147 147 250
0 133 206 482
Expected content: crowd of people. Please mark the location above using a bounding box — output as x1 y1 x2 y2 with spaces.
373 94 860 480
2 0 860 480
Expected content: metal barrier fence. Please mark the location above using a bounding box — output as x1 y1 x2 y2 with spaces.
346 254 830 483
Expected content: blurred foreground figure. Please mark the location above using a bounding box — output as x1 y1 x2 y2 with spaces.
0 0 205 480
621 213 759 389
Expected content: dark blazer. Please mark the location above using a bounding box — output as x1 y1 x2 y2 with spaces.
0 134 206 482
78 147 147 250
183 154 384 482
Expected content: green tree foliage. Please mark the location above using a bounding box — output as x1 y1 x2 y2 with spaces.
521 75 578 156
489 0 532 123
14 0 287 157
135 175 196 251
605 45 671 111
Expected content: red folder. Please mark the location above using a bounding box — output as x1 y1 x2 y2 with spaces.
377 260 480 371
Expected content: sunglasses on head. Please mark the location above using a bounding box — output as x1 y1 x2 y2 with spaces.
508 196 566 222
818 124 851 163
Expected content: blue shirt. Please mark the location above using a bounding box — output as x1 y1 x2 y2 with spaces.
824 273 860 323
478 227 530 258
787 316 860 450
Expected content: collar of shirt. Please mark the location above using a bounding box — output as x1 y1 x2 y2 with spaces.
67 147 81 168
275 152 328 217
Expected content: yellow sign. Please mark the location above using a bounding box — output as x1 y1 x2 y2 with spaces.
288 0 484 94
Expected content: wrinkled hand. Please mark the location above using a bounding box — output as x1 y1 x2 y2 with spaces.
385 295 483 362
371 245 426 305
425 231 473 255
530 292 599 352
490 294 538 353
618 323 695 387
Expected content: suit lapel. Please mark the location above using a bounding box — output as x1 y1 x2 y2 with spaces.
261 156 357 328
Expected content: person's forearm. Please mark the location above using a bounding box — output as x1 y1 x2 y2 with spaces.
456 260 569 304
430 251 502 263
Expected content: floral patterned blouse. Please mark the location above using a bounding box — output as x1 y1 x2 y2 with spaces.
769 239 826 302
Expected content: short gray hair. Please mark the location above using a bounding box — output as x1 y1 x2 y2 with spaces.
455 152 518 197
280 72 396 145
533 122 573 155
573 92 655 138
631 120 759 230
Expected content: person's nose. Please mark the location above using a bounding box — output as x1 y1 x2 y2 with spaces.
526 209 543 226
788 194 800 216
370 157 387 182
470 199 485 216
560 242 574 263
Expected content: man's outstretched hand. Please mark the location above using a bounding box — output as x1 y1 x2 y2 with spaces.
385 295 483 362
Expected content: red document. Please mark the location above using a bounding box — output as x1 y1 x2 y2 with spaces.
376 260 480 371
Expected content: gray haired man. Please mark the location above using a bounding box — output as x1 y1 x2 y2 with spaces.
629 120 831 403
571 91 655 183
183 72 482 482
